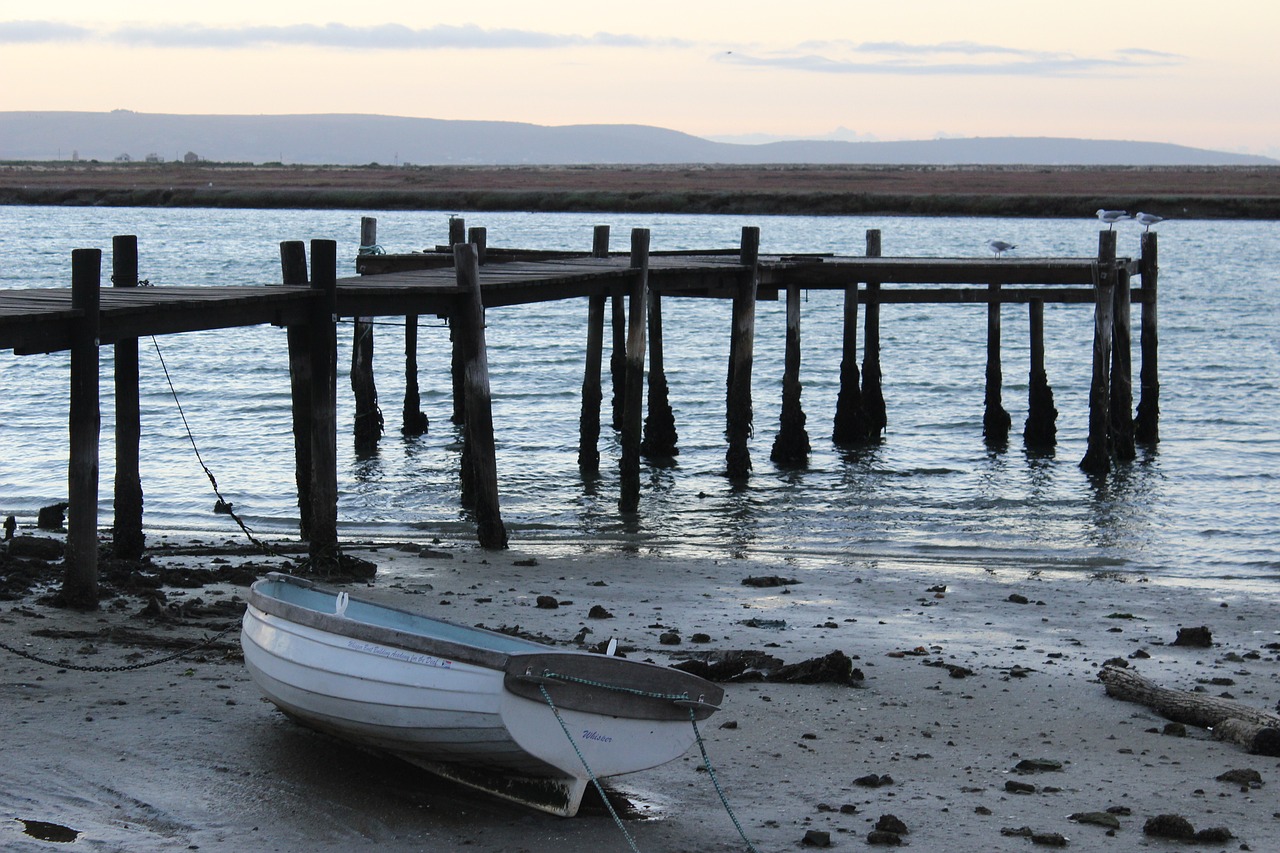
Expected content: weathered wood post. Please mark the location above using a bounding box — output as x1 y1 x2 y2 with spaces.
1109 264 1136 460
280 241 314 540
111 235 144 560
726 226 760 480
983 281 1011 444
641 284 678 460
861 229 887 439
351 218 383 455
62 248 102 608
578 225 609 473
449 217 467 425
308 240 340 570
1134 231 1160 444
610 288 626 430
832 263 866 445
1080 231 1117 475
620 228 651 511
450 219 471 425
453 241 508 548
468 226 487 265
770 282 810 466
401 312 430 436
1022 298 1058 449
356 215 427 438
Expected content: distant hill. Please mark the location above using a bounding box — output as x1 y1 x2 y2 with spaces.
0 110 1273 167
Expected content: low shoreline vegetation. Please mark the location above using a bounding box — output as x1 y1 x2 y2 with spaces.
2 161 1277 218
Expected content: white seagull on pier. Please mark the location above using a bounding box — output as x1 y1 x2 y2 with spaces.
1134 212 1164 231
1096 209 1131 230
987 240 1016 257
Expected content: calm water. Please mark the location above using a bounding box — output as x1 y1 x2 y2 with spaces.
1 207 1277 585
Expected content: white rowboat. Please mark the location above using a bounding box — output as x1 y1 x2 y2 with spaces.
240 573 724 816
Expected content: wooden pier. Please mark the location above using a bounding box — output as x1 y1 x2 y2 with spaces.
0 221 1156 608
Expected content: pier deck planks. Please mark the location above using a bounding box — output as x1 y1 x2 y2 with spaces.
1 253 1132 356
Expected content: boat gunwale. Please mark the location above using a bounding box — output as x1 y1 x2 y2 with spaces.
245 573 528 671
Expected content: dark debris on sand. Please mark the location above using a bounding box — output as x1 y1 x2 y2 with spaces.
672 649 865 686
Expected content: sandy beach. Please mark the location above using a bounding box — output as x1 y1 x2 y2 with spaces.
3 540 1278 852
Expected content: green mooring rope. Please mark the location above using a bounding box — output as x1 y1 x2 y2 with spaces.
538 683 640 853
537 671 759 853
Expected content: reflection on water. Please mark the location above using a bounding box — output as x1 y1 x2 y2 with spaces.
0 208 1277 585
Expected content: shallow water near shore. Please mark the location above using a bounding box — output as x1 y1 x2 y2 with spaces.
1 206 1277 587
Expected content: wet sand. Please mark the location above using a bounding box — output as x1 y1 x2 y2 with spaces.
3 543 1279 852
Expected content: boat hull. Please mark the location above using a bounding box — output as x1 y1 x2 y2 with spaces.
240 574 723 816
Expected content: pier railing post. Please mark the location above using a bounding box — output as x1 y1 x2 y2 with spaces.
62 248 102 608
983 281 1011 445
620 228 650 511
308 240 340 570
111 235 144 560
726 226 760 480
453 242 508 548
770 281 810 467
1081 231 1117 475
1134 232 1160 444
1023 298 1058 449
468 226 487 266
351 218 383 455
578 225 608 473
861 229 887 440
280 241 313 540
448 217 467 425
610 287 626 431
1110 264 1136 460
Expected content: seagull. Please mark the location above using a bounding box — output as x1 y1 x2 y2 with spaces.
987 240 1016 257
1134 212 1164 231
1096 209 1131 230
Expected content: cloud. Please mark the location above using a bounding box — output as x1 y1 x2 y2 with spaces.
0 20 689 51
0 20 90 43
721 40 1186 77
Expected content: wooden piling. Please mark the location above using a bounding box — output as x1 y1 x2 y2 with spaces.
620 229 651 512
308 240 340 569
351 219 382 454
62 248 101 608
1134 232 1160 444
861 230 887 440
111 235 144 560
1080 231 1117 475
1109 265 1137 460
641 287 678 460
449 220 467 426
401 315 429 436
726 226 760 480
770 282 810 466
578 225 608 473
983 281 1012 444
831 260 865 445
452 242 508 548
468 227 487 265
279 241 314 540
610 289 626 430
1022 299 1058 449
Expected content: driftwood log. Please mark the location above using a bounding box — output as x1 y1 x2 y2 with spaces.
1099 665 1280 756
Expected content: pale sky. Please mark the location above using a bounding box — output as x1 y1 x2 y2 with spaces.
2 0 1276 156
